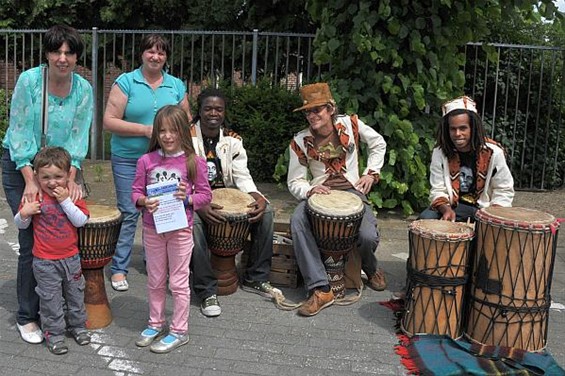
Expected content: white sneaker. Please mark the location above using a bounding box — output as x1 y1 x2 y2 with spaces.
200 295 221 317
17 322 43 344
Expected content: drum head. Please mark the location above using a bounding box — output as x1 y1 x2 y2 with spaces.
87 204 121 224
307 190 364 216
476 207 557 229
212 188 255 216
409 219 474 241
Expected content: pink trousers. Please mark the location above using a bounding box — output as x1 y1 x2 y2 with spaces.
143 226 192 334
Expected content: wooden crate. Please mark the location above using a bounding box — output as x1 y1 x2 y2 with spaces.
240 223 301 288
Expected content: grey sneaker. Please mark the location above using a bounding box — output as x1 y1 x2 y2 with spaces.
150 332 189 354
200 295 221 317
72 330 91 346
241 280 281 298
136 326 166 347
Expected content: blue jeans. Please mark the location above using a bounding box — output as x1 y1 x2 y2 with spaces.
1 149 40 325
110 155 141 276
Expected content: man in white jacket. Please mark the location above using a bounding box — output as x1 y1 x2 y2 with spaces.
287 83 387 317
189 88 278 318
419 95 514 222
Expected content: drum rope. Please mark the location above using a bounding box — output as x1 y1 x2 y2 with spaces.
469 294 551 314
407 265 468 287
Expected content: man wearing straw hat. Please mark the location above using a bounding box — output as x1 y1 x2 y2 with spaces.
287 82 387 317
418 95 514 222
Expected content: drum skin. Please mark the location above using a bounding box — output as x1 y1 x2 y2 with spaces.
207 188 254 295
466 207 559 352
306 190 365 299
401 219 474 339
78 204 122 329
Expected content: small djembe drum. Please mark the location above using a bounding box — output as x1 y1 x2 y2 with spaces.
78 204 122 329
466 207 560 351
401 220 474 339
206 188 255 296
306 190 365 299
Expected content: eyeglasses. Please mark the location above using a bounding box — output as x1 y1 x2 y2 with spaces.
303 105 327 116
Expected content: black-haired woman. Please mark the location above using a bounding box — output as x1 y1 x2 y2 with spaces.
1 24 93 344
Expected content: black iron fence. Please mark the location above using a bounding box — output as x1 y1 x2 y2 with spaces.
1 29 564 189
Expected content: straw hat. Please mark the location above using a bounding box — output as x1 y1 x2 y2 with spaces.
442 96 478 117
293 83 336 112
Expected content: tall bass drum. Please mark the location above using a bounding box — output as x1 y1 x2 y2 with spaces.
401 219 474 339
466 207 560 351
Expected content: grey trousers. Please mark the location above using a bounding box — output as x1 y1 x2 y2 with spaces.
33 254 87 344
290 190 380 292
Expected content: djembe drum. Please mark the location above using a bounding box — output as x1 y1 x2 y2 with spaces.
401 220 474 339
78 204 122 329
466 207 560 351
306 190 365 299
206 188 255 295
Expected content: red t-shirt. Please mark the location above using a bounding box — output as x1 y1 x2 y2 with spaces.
29 195 89 260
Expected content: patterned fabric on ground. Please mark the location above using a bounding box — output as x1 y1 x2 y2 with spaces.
378 300 565 375
397 334 565 376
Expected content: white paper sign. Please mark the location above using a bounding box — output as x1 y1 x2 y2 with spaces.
147 181 188 234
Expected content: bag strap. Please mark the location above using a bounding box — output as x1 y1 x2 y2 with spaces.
40 65 48 148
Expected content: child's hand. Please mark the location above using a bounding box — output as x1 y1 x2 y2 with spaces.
174 182 188 201
52 186 70 202
144 197 159 213
20 200 41 219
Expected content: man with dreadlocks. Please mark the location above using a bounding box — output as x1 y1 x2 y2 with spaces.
418 95 515 222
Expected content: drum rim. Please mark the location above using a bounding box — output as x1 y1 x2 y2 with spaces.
409 219 474 241
476 207 559 230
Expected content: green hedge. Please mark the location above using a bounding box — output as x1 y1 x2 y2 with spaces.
218 81 305 183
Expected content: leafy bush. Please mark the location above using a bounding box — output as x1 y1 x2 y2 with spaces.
219 80 305 183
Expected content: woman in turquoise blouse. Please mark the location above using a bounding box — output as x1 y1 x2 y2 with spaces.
1 24 93 345
103 34 191 291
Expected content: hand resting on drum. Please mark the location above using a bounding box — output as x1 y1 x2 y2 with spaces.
307 185 331 197
438 204 456 222
197 203 227 225
247 192 267 223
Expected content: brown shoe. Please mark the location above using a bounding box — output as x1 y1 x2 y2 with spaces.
298 289 335 316
367 269 387 291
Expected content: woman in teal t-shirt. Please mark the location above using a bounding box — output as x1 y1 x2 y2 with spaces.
1 24 93 345
103 34 192 291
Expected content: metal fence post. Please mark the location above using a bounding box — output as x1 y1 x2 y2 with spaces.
252 29 258 85
91 27 98 161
